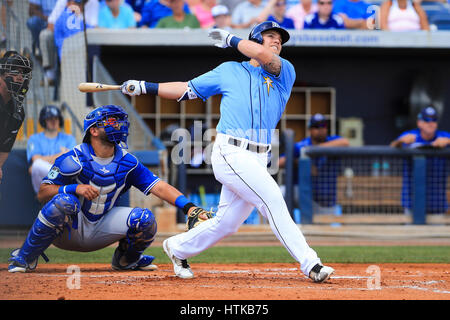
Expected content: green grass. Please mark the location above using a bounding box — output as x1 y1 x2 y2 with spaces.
2 246 450 264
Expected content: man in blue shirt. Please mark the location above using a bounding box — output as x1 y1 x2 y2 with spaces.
333 0 370 29
98 0 137 29
279 113 349 212
54 0 93 59
390 106 450 214
304 0 345 29
27 105 76 194
121 21 335 283
27 0 58 54
139 0 191 28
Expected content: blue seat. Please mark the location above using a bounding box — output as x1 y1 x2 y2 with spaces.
421 1 450 20
430 12 450 30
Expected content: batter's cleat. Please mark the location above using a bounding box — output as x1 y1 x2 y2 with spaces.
7 249 38 273
112 252 158 271
309 264 334 283
163 239 194 279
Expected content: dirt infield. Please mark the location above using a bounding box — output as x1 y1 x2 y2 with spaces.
1 262 449 300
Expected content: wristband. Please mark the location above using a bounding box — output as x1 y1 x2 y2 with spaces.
228 35 242 49
144 82 159 95
175 195 189 209
59 184 78 195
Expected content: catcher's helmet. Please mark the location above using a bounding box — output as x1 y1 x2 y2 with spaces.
83 105 130 148
0 51 33 102
248 21 290 45
39 105 64 129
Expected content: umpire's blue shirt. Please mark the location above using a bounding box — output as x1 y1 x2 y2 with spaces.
188 57 296 144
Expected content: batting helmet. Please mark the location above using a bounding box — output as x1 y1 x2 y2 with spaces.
83 105 130 148
0 51 33 99
248 21 290 45
39 105 64 129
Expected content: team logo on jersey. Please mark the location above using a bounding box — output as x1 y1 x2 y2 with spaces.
263 76 274 96
48 166 60 179
99 167 110 174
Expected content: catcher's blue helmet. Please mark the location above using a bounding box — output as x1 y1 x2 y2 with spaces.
39 105 64 129
248 21 290 45
83 105 130 148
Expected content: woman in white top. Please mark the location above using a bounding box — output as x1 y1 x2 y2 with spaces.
380 0 429 31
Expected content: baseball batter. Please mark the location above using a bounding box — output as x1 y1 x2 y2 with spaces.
121 22 334 282
8 105 209 272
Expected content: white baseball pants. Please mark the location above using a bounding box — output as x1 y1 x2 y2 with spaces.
169 133 321 276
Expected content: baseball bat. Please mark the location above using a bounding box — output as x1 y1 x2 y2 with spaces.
78 82 135 93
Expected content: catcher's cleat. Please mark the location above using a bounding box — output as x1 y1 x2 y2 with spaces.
309 264 334 283
163 239 194 279
8 249 38 273
112 251 158 271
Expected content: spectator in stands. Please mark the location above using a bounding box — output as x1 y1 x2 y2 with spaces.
211 4 233 30
219 0 243 14
1 0 12 48
125 0 147 24
256 0 296 28
191 0 217 28
27 0 58 56
98 0 137 29
155 0 201 28
54 0 93 60
390 106 450 215
279 113 349 214
304 0 345 29
0 51 33 185
380 0 430 31
139 0 191 28
332 0 371 29
27 105 76 194
40 0 99 83
286 0 318 30
231 0 267 28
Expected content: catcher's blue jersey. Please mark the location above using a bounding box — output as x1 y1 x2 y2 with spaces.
43 143 160 221
189 57 295 144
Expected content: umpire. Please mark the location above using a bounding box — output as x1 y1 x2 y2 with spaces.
0 51 33 183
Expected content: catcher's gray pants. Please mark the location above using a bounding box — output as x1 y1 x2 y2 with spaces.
52 207 133 252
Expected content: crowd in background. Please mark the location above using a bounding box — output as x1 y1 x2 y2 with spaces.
8 0 448 82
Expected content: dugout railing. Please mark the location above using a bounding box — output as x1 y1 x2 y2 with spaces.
288 145 450 225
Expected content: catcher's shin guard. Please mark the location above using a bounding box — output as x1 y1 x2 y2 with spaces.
8 193 80 272
112 208 157 270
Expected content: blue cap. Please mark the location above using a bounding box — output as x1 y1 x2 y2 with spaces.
417 106 438 122
309 113 327 128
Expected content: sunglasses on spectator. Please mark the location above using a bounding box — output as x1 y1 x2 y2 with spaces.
319 1 333 5
275 2 286 6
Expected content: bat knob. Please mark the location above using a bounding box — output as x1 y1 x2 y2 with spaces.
128 85 135 92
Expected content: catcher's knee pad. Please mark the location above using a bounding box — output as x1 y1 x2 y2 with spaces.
40 193 81 230
126 208 157 251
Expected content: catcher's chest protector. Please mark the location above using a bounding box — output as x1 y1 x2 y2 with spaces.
75 143 137 221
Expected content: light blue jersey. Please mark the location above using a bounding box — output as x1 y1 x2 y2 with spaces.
189 58 296 144
27 132 76 163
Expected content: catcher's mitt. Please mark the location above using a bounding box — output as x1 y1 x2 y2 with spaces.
186 207 214 230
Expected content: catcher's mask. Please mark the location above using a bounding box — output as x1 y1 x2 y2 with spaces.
83 105 130 149
0 51 33 105
248 21 290 45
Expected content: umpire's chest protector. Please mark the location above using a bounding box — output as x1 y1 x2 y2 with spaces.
75 143 137 221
